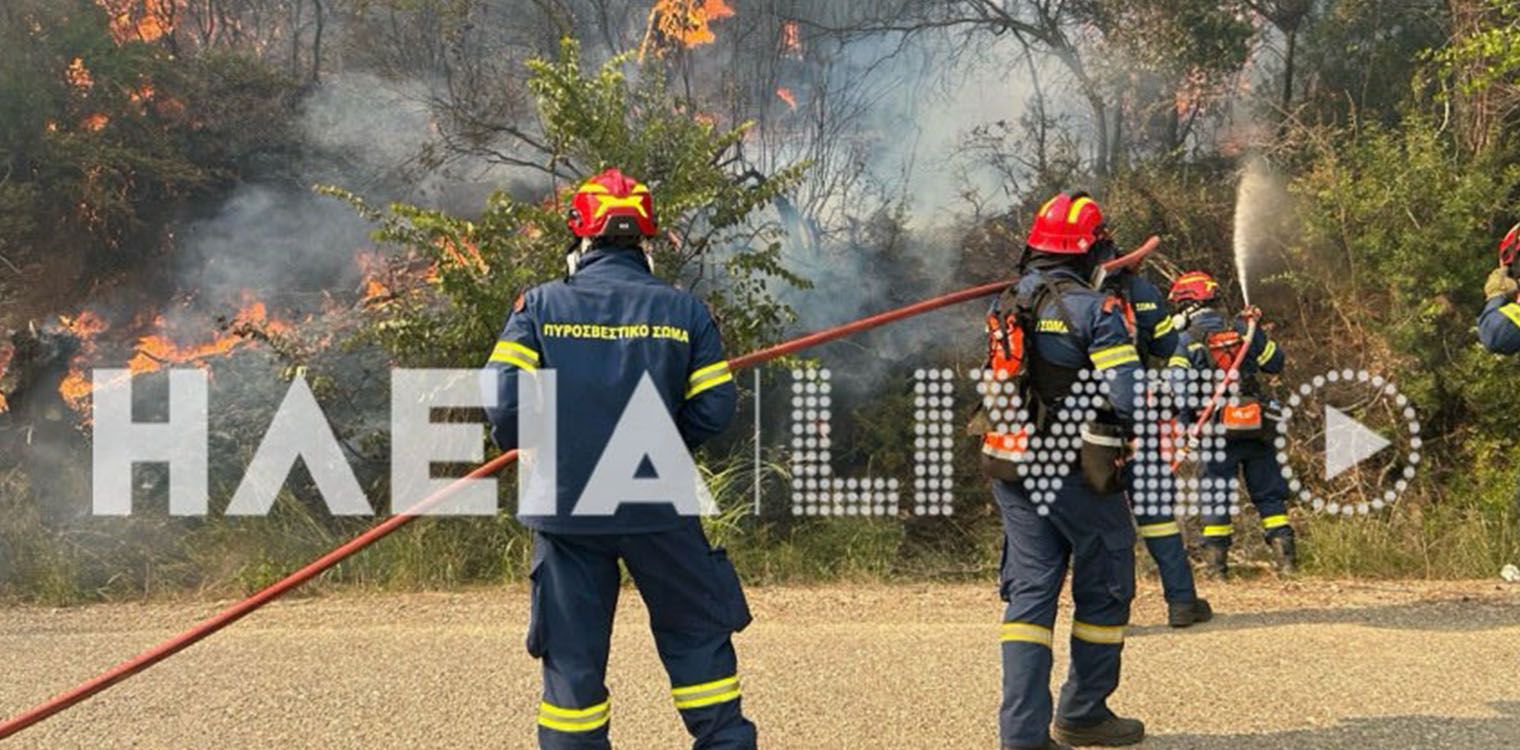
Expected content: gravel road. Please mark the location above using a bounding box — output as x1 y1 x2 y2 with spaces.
3 579 1519 749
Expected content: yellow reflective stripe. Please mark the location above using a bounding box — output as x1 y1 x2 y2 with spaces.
1202 524 1234 537
1261 514 1291 530
1000 621 1054 647
686 372 733 399
1067 196 1095 223
672 676 741 710
1091 344 1140 370
1256 340 1278 366
491 340 540 364
689 360 730 384
1037 319 1070 333
1188 342 1204 351
1153 316 1174 337
1072 621 1125 645
1168 355 1193 369
686 361 733 399
1501 303 1520 328
1138 521 1181 538
538 700 611 733
490 352 539 371
1039 196 1060 216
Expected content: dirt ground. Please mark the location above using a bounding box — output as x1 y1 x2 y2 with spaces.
3 578 1519 749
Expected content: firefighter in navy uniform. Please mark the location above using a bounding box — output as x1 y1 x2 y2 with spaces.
484 169 756 750
981 193 1146 749
1101 263 1213 628
1165 271 1293 578
1479 223 1520 355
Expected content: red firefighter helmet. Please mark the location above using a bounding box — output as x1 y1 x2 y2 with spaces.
1026 192 1106 254
567 168 658 239
1501 223 1520 268
1169 271 1220 304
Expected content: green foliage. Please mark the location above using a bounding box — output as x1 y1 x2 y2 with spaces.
327 38 810 367
1297 0 1448 125
1288 114 1520 408
1434 0 1520 97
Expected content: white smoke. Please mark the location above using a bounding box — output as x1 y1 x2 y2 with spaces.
1232 155 1292 307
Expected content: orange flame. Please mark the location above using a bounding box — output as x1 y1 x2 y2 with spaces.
58 311 110 414
66 57 94 91
81 113 110 131
776 88 798 110
436 236 489 275
57 297 291 415
356 250 443 309
129 82 156 113
97 0 174 44
780 20 802 58
0 342 12 414
642 0 735 56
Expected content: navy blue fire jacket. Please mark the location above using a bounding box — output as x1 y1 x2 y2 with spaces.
483 247 738 534
1478 294 1520 355
1020 266 1143 425
1113 272 1179 362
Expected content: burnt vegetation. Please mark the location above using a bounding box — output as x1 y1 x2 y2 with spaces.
1 0 1519 601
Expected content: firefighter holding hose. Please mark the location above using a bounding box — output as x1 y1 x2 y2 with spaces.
979 193 1146 749
1166 271 1293 578
1479 223 1520 355
484 168 756 750
1098 259 1214 628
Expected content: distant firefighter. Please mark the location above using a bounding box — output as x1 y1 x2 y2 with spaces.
1096 247 1213 628
1479 223 1520 355
1166 271 1294 577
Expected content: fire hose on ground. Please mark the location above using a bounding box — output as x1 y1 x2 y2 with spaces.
0 279 1019 739
0 239 1181 739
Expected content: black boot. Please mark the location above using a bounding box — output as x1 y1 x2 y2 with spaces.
1271 534 1298 574
1168 598 1214 628
1204 544 1229 580
1052 715 1145 747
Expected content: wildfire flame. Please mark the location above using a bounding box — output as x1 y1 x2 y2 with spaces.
776 87 798 110
97 0 174 45
355 246 463 311
66 57 94 91
0 342 13 414
641 0 735 58
81 113 111 131
780 20 803 58
57 311 111 414
56 296 292 416
436 236 489 275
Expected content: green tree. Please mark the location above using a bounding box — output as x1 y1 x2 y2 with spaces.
327 38 809 367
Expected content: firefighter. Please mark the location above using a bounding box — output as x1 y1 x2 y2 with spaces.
989 193 1146 749
1479 223 1520 355
484 169 755 750
1099 260 1213 628
1166 271 1292 578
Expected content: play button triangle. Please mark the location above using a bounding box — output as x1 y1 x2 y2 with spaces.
1324 405 1392 481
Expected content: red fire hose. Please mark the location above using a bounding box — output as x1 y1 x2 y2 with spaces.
0 279 1014 740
